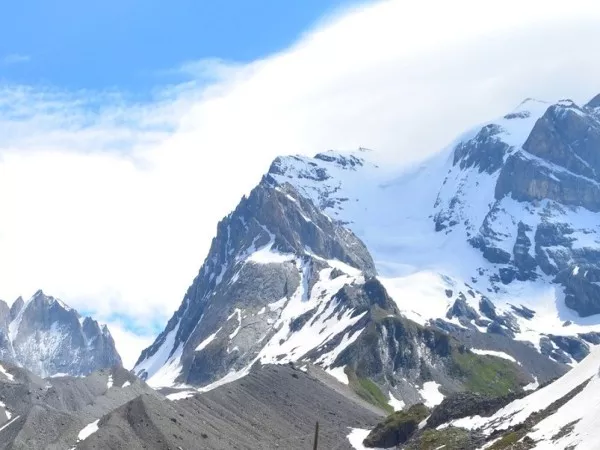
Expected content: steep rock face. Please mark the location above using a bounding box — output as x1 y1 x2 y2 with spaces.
0 291 122 377
134 179 377 389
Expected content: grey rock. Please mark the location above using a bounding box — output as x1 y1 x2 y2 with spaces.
9 297 24 321
556 266 600 317
81 364 380 450
547 335 589 362
478 297 497 320
447 294 478 321
453 124 510 174
512 222 538 279
578 331 600 345
0 364 148 450
0 290 122 378
426 391 524 430
586 93 600 109
509 304 536 320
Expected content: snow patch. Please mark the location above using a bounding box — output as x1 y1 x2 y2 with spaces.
195 328 221 352
0 400 12 420
419 381 444 408
228 308 242 340
166 390 196 401
347 428 375 450
388 391 405 411
523 376 539 392
326 366 349 385
471 349 517 363
246 238 295 264
77 419 100 441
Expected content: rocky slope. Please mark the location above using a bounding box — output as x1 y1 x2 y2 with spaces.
0 362 147 450
0 290 122 378
0 360 381 450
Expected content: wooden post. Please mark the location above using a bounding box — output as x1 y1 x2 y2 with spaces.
313 421 319 450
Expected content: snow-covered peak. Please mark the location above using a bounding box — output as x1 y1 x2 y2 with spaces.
1 291 122 378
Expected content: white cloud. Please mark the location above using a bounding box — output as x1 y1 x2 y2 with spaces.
1 54 31 65
106 321 155 369
1 0 600 357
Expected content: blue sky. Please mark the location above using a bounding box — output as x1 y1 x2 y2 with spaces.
0 0 366 92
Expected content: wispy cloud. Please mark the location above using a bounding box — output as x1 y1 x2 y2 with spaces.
2 53 31 65
1 0 600 355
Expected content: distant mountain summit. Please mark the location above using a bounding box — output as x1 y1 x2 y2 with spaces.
0 290 121 377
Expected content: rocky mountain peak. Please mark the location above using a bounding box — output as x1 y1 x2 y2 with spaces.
134 178 378 388
9 297 24 321
586 93 600 109
0 291 122 377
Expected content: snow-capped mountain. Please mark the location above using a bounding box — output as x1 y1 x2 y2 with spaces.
268 95 600 366
136 93 600 410
0 290 122 378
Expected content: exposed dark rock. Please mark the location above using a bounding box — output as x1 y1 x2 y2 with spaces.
289 309 317 332
479 297 497 320
499 267 516 285
523 104 600 183
483 247 512 265
547 335 589 362
587 93 600 109
513 222 538 279
9 297 24 321
510 304 536 320
539 337 573 365
426 391 524 430
578 332 600 345
453 124 510 174
447 294 478 321
557 266 600 317
135 180 376 386
487 321 515 339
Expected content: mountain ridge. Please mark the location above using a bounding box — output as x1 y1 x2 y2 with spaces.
0 290 122 378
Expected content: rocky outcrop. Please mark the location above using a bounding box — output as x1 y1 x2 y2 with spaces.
556 266 600 317
426 391 524 430
453 124 511 174
496 101 600 211
363 404 429 448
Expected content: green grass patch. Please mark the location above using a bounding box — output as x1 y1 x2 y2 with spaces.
451 350 522 397
346 368 393 414
409 427 471 450
487 430 527 449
